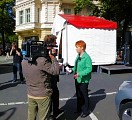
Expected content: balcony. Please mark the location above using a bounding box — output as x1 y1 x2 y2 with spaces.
15 22 41 32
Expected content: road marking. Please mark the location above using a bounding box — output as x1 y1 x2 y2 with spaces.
0 91 117 106
0 102 28 106
89 112 98 120
0 92 117 120
89 91 117 97
59 91 117 101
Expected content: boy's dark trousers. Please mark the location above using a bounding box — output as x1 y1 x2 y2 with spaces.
13 63 24 81
75 81 89 115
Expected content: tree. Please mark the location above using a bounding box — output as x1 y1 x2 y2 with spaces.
98 0 132 46
0 0 15 52
73 0 99 15
74 0 132 47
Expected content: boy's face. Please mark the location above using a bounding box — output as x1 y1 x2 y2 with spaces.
76 45 83 54
12 45 16 49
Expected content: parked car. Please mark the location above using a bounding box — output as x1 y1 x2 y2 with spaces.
115 79 132 120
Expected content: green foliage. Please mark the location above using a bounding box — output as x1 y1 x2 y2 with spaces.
74 0 132 23
98 0 132 46
8 34 18 43
4 33 18 43
0 0 15 47
0 0 15 33
98 0 132 22
73 0 93 14
74 0 132 46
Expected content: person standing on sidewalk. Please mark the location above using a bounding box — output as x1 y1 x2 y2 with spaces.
10 42 24 83
66 40 92 118
5 45 10 60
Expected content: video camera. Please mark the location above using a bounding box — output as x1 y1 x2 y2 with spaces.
22 40 58 61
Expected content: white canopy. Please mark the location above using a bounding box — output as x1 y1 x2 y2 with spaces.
51 14 117 66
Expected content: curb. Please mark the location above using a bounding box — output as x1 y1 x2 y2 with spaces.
0 56 13 66
0 63 13 66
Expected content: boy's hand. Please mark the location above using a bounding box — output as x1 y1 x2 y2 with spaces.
73 73 79 79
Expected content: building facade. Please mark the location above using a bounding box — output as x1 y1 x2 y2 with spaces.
14 0 75 47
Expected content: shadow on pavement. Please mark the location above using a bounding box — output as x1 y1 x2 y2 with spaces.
0 79 25 90
57 98 80 120
57 89 106 120
0 107 16 120
89 89 106 112
0 64 13 74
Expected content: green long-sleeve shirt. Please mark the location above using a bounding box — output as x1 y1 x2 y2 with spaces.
72 51 92 83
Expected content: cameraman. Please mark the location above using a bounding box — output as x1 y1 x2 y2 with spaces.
22 40 60 120
44 35 64 119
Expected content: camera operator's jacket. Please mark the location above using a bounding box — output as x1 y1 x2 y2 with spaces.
22 57 59 97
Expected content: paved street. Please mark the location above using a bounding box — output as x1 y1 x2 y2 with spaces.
0 57 132 120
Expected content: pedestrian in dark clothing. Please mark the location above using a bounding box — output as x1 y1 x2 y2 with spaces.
5 45 10 60
50 75 63 117
10 42 24 83
44 35 64 119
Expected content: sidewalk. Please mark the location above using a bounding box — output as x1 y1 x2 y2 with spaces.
0 56 13 65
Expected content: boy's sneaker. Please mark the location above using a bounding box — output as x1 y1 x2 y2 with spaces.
20 81 25 84
12 80 17 83
20 77 25 84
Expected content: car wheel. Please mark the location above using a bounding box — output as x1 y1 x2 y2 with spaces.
119 102 132 120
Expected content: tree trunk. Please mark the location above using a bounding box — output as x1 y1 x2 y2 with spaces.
1 31 5 54
122 17 129 46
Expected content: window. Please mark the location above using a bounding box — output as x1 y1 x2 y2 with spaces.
19 10 23 24
25 8 30 23
64 8 71 14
